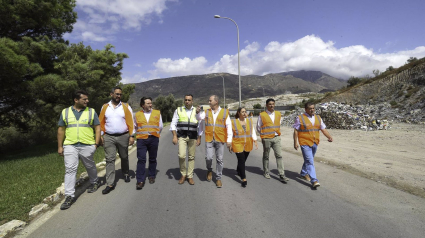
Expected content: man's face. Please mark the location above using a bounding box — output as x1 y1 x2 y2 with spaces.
266 101 275 112
184 96 193 108
305 105 315 116
142 99 152 111
111 89 122 103
75 94 89 108
209 96 217 108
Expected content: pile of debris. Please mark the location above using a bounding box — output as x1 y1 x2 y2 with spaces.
282 101 424 130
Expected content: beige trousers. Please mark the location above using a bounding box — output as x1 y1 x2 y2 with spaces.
178 137 197 178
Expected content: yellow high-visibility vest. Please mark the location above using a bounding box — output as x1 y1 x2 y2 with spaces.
62 107 95 145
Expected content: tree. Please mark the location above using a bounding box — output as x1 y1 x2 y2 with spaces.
253 103 262 109
406 57 418 64
153 94 182 122
386 66 394 72
372 69 381 77
347 76 362 87
0 0 77 41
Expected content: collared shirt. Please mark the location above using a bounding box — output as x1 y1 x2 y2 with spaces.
134 109 163 134
292 113 326 131
58 106 100 146
102 100 136 135
170 106 202 136
196 106 233 143
58 106 100 127
256 109 282 136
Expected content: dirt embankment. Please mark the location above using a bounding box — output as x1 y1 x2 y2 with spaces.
279 123 425 198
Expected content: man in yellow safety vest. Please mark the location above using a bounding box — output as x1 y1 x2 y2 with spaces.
57 90 101 210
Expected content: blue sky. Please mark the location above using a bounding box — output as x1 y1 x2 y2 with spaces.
65 0 425 83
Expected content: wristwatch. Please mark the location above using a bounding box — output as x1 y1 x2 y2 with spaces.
95 144 99 147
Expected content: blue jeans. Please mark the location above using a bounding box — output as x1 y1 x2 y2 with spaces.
136 136 159 182
300 143 318 184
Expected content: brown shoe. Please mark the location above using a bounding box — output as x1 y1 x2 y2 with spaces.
136 182 145 190
206 171 212 182
216 180 222 188
312 181 321 188
148 177 155 184
178 176 186 185
188 178 195 185
300 174 311 182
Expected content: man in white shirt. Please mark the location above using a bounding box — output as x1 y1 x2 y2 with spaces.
196 95 232 188
134 97 163 189
170 94 202 185
99 87 136 194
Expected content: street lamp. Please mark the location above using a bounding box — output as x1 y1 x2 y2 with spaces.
214 15 241 107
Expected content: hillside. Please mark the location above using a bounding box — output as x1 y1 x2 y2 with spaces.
321 60 425 123
128 71 345 107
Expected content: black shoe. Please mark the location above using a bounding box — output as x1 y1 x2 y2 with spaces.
87 182 99 193
279 175 289 183
241 181 247 187
124 174 130 183
102 185 115 194
148 177 155 184
60 196 74 210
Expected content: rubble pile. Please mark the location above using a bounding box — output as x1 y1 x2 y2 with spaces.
282 101 425 130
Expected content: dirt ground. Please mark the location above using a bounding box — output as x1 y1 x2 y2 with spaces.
277 122 425 198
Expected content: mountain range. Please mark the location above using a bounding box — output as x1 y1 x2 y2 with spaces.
128 70 347 106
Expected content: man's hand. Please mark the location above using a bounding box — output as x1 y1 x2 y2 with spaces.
129 136 135 145
196 137 201 146
196 106 201 114
294 143 299 150
327 136 333 142
254 141 258 150
172 135 178 145
58 147 64 156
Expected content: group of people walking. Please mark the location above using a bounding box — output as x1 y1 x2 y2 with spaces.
57 88 333 210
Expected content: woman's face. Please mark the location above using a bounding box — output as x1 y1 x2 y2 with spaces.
240 108 247 119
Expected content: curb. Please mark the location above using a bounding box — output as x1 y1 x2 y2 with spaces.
0 144 137 238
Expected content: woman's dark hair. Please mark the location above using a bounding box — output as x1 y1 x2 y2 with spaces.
235 107 246 119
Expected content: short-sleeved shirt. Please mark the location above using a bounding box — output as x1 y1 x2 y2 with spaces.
58 106 100 146
58 106 100 127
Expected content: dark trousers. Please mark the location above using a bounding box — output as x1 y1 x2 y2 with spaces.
235 151 250 179
136 136 159 182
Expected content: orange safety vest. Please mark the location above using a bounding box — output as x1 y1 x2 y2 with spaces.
259 111 281 139
205 108 228 143
297 114 321 146
99 102 134 135
135 110 161 139
231 118 253 153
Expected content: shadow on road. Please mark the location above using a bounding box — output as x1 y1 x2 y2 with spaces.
193 168 208 182
222 168 241 183
165 168 181 180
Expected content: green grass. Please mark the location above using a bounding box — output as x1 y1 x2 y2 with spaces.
0 143 105 225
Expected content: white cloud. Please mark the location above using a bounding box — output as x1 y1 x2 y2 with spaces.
67 0 176 42
122 73 149 84
81 31 108 42
146 35 425 79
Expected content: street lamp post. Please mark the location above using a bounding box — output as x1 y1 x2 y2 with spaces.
214 15 241 107
220 75 226 109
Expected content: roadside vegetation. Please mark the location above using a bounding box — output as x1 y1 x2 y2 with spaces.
0 143 105 224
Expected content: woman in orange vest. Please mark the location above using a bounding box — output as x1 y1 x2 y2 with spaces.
231 107 258 187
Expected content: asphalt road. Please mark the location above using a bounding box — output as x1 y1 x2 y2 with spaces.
19 126 425 238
